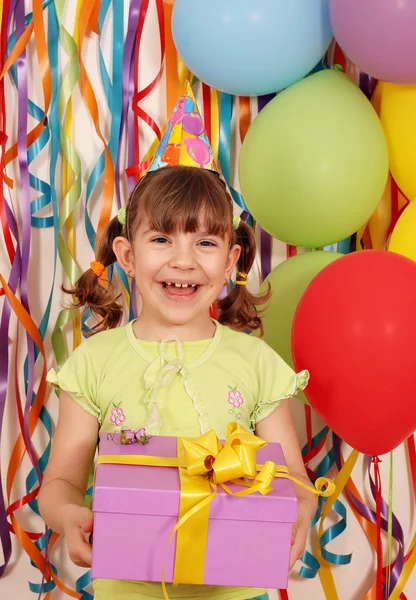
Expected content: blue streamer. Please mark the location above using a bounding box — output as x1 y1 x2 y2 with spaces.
298 426 352 579
218 92 250 214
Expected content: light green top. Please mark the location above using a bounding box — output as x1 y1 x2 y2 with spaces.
47 321 308 600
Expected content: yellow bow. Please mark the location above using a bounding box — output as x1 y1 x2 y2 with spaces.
183 423 263 479
181 423 277 496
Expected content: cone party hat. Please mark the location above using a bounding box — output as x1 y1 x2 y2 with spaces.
148 81 218 173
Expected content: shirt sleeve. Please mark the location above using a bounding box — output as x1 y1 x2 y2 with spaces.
46 341 101 423
250 340 309 428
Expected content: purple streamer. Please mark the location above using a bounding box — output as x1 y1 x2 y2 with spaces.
257 92 276 112
16 0 42 490
15 4 49 597
116 0 142 202
126 38 137 194
256 94 276 281
367 457 404 596
0 1 24 577
0 2 48 586
0 251 21 576
260 228 272 280
359 72 377 100
332 435 404 594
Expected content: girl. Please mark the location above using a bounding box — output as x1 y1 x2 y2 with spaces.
39 166 315 600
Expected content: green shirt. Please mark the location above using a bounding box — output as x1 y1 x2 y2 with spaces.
47 321 308 600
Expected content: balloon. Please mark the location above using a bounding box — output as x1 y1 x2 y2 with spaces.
258 251 343 403
330 0 416 84
389 200 416 262
292 250 416 456
239 70 389 248
172 0 332 96
380 83 416 202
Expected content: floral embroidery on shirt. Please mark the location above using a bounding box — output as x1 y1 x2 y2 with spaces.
228 386 244 421
110 402 126 427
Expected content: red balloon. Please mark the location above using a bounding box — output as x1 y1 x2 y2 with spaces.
292 250 416 456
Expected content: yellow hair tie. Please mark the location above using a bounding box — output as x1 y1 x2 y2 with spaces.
90 261 105 277
235 272 248 286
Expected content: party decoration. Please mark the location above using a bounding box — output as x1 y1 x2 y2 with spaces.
148 81 217 172
330 0 416 84
1 1 415 598
292 250 416 456
380 83 416 202
258 251 343 402
172 0 333 96
239 70 389 248
389 200 416 262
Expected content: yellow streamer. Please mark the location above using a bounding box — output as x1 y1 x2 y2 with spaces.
388 534 416 600
68 1 83 349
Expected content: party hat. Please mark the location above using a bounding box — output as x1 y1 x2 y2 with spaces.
148 81 218 173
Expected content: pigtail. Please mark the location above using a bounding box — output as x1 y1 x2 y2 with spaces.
62 217 125 333
218 220 271 335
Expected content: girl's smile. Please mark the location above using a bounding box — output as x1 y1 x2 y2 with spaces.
160 281 200 299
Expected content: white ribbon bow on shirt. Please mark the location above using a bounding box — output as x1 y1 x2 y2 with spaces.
142 337 211 435
143 337 189 434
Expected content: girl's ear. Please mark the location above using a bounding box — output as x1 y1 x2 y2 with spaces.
225 244 241 280
113 236 135 278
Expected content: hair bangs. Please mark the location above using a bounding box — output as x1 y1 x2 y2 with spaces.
138 167 233 238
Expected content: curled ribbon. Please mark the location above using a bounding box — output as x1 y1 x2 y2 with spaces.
97 423 335 599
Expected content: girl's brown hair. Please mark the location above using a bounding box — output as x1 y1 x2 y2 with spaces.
65 166 270 334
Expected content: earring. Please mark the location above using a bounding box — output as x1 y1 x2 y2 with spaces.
127 270 133 277
224 277 229 285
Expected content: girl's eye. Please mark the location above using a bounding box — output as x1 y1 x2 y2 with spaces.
152 236 169 244
199 240 217 247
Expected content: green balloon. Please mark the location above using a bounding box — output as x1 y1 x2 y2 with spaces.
239 70 389 248
257 251 343 403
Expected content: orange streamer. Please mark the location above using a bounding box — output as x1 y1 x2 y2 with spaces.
0 274 81 597
77 0 114 251
239 96 251 141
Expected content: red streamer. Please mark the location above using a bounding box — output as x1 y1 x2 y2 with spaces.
372 457 383 600
406 435 416 503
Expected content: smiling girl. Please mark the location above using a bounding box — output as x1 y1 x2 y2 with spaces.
39 94 315 600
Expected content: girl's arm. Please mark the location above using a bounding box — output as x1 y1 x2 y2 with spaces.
255 398 318 569
38 391 99 566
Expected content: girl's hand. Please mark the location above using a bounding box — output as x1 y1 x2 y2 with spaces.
255 401 319 571
63 504 94 568
289 501 311 570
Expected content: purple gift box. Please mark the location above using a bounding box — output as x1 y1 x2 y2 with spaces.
92 433 297 590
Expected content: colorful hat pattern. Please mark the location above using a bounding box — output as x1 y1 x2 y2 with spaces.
148 81 218 173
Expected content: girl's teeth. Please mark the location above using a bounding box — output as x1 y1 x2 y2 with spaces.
164 282 197 288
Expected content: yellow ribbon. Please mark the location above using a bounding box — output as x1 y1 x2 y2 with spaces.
388 533 416 600
96 423 335 597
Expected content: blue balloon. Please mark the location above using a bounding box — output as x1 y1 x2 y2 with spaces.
172 0 332 96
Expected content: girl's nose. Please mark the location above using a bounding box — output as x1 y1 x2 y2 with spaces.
168 247 197 270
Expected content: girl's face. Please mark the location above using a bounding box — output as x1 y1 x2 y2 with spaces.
114 217 240 332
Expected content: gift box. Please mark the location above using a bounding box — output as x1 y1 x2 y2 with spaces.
91 427 298 590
